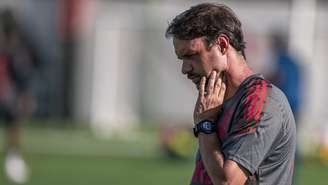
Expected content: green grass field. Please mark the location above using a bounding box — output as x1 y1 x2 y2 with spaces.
0 154 194 185
0 123 327 185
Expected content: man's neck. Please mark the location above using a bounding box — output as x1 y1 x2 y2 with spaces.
224 59 254 100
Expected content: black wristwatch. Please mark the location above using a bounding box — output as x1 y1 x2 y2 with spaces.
193 120 217 137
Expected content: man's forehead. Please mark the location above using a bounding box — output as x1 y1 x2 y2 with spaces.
173 37 203 54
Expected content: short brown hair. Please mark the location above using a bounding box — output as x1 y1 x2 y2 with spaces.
166 3 246 58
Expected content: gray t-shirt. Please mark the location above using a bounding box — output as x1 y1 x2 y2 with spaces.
190 74 296 185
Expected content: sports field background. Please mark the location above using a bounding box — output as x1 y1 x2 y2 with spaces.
1 1 328 184
0 121 327 185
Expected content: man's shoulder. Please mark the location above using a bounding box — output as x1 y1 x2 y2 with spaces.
237 77 273 122
220 77 273 137
239 75 290 115
235 77 295 134
219 75 292 139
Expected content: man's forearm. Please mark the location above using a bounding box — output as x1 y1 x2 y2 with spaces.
198 133 226 185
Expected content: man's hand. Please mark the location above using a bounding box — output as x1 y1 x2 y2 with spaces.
194 71 226 124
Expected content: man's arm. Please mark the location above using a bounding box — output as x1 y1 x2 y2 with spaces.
194 71 248 185
198 133 248 185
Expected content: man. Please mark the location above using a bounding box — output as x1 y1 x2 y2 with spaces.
268 31 302 123
0 8 35 184
268 30 303 185
165 3 296 185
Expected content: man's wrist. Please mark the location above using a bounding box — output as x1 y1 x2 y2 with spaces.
194 107 223 125
193 120 217 137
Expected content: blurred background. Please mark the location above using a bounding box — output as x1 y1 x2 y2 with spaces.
0 0 327 184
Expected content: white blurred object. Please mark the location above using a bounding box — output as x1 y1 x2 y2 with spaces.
4 151 29 184
88 2 142 138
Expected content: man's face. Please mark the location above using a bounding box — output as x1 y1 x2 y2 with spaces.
173 37 227 87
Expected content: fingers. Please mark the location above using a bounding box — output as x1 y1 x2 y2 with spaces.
218 76 226 98
214 75 222 95
207 71 216 93
200 71 225 98
199 76 206 97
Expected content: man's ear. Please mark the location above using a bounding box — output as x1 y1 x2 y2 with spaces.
216 34 229 54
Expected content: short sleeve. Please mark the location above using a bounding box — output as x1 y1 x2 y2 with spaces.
221 80 282 175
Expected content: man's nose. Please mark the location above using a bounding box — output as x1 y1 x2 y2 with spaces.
181 60 192 75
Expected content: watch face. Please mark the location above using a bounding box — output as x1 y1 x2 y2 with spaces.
202 122 212 131
199 121 214 134
194 120 216 137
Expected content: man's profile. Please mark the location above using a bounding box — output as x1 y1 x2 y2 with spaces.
166 3 296 185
